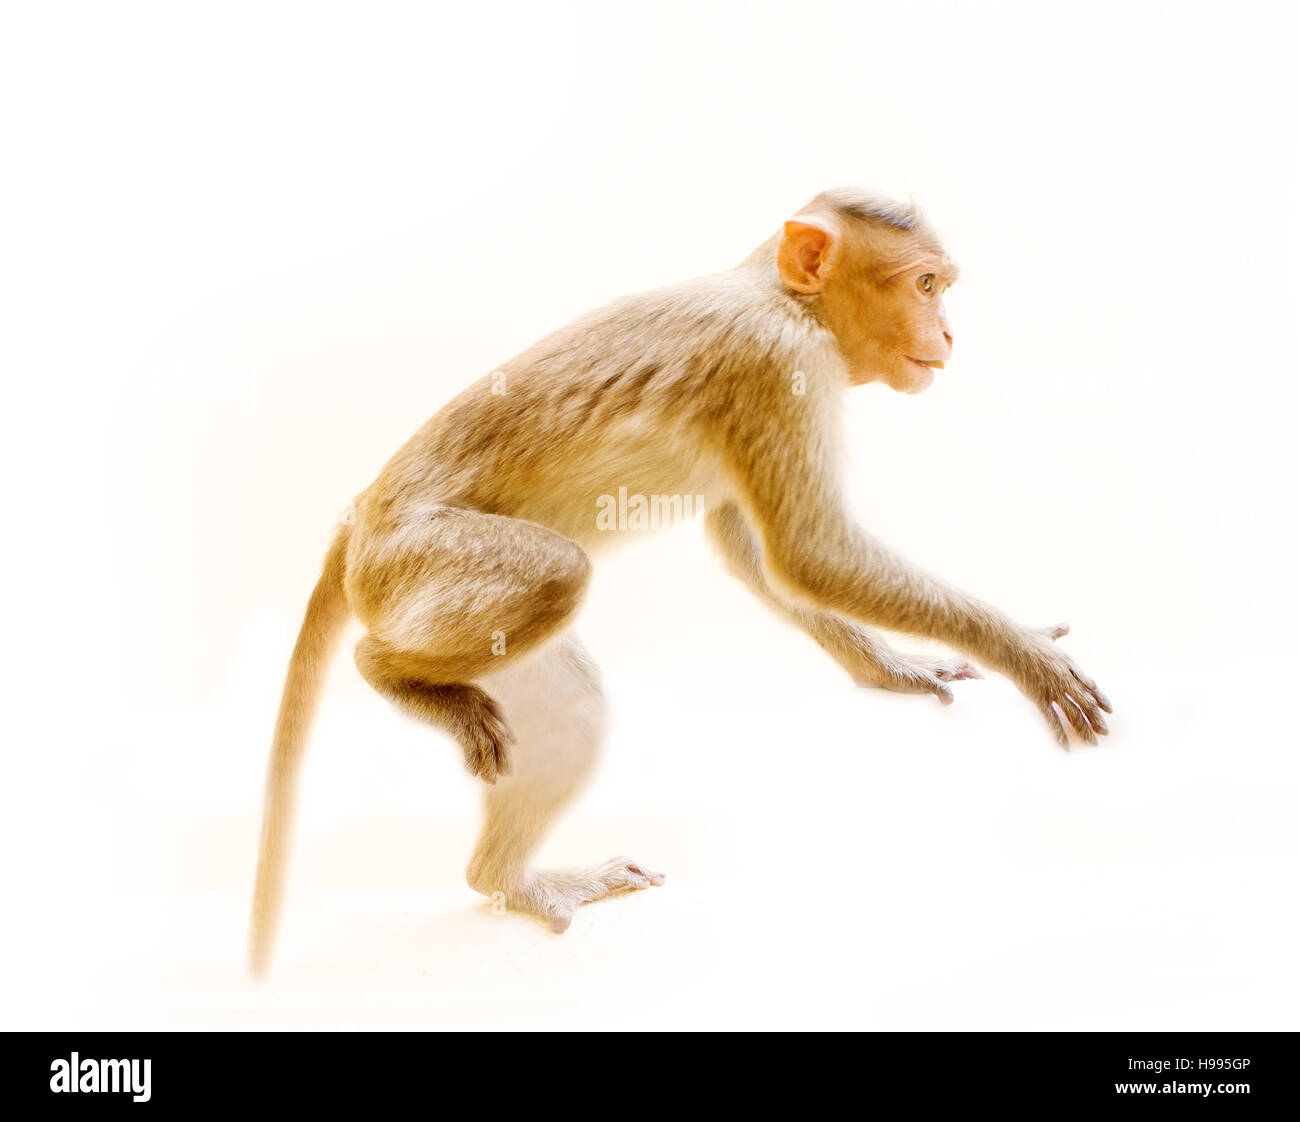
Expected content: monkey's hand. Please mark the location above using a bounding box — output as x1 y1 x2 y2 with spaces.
1005 624 1112 747
836 628 982 705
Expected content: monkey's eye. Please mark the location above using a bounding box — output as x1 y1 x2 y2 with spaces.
917 274 936 294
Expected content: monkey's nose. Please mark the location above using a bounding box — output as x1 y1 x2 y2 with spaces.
943 330 953 350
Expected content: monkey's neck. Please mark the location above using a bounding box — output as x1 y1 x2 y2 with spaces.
740 230 782 270
740 232 827 326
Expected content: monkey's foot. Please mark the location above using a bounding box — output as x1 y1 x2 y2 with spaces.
446 684 516 784
854 654 982 705
509 858 665 933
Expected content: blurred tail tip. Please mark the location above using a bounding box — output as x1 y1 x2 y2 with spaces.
248 944 270 980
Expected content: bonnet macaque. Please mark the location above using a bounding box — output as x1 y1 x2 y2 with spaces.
250 188 1110 974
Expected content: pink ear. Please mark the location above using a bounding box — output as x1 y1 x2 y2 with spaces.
777 218 836 293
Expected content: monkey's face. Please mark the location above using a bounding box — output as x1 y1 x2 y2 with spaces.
776 217 956 394
833 241 957 394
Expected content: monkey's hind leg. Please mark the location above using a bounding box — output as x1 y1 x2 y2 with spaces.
466 632 664 933
350 508 594 783
356 638 517 783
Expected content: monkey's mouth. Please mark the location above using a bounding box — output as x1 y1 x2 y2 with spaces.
908 358 945 370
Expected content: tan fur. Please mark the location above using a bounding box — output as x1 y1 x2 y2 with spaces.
704 503 982 703
249 187 1110 974
249 528 351 976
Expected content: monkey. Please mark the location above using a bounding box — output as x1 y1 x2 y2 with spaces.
249 187 1111 975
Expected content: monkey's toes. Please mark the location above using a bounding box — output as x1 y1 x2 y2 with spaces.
548 909 576 934
521 859 665 934
458 702 516 784
598 857 667 890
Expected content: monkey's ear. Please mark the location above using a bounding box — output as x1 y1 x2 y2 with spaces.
777 218 838 293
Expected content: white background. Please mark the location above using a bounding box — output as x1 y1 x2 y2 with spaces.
2 0 1297 1029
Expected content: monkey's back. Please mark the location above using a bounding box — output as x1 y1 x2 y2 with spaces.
354 269 833 548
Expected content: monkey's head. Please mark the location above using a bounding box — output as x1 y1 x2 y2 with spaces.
776 189 956 394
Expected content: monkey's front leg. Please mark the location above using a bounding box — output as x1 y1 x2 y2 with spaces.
762 523 1113 746
704 503 979 704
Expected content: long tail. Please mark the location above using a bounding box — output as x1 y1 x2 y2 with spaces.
249 526 352 977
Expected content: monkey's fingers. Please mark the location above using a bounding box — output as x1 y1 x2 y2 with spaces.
1059 694 1099 746
1069 680 1110 734
1042 625 1114 718
876 669 955 703
1081 676 1113 715
931 659 983 683
1037 699 1070 749
1063 659 1113 716
856 660 964 704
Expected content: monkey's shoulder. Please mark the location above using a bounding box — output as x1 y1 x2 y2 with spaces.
520 272 839 397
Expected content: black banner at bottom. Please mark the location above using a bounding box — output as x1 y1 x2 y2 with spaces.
5 1031 1291 1108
